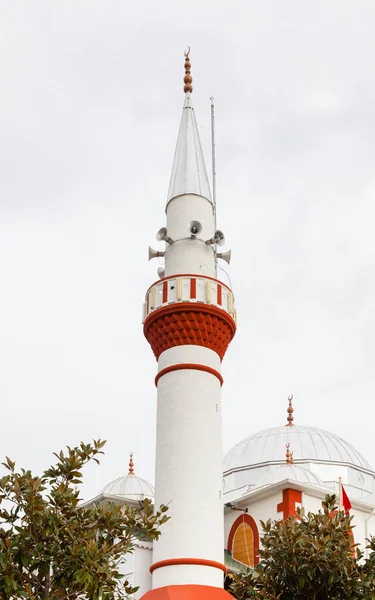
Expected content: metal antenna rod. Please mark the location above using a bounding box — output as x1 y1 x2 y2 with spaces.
210 96 217 227
210 96 217 274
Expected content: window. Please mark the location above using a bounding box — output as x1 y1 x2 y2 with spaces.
227 514 259 568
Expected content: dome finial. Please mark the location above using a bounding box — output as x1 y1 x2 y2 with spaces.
184 47 193 94
286 442 294 464
286 393 294 426
128 452 135 475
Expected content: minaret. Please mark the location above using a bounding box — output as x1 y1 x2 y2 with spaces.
142 50 236 600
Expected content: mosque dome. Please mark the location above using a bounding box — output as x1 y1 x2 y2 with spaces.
224 424 371 474
223 397 372 475
258 463 324 487
101 453 154 501
224 424 372 473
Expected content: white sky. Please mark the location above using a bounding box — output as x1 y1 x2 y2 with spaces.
1 1 375 501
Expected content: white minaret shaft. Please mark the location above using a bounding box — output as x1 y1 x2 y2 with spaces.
142 50 236 600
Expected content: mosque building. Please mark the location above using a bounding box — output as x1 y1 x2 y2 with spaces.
82 52 375 599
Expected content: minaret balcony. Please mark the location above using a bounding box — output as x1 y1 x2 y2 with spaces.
143 274 236 324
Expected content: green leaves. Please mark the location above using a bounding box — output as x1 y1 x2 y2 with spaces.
230 495 375 600
0 439 168 600
1 457 15 472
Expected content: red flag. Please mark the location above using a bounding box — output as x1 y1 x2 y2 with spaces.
341 483 352 514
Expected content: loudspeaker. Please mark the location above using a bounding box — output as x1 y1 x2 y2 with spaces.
214 229 225 247
189 220 203 236
148 246 165 261
156 227 174 244
217 250 231 264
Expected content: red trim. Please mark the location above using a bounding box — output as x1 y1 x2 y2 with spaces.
190 278 197 299
163 281 168 303
144 302 236 360
140 585 233 600
217 285 222 305
277 488 302 519
155 363 223 386
150 558 226 574
146 273 233 296
227 513 260 567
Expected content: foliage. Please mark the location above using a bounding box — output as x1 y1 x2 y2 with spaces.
0 440 169 600
230 494 375 600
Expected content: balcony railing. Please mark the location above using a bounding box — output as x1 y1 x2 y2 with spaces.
143 274 236 323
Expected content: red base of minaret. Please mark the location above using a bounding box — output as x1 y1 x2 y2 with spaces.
142 585 233 600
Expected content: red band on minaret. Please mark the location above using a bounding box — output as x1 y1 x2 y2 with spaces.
150 558 227 574
155 363 223 387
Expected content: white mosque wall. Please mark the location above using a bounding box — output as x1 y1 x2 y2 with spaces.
349 508 367 552
365 513 375 556
309 463 347 485
118 544 152 600
308 463 374 498
224 465 272 492
347 467 374 496
246 493 282 526
301 492 325 515
223 484 254 505
118 552 135 593
133 545 152 600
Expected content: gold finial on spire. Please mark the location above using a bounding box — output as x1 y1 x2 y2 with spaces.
128 452 135 475
286 394 294 426
286 443 294 464
184 47 193 94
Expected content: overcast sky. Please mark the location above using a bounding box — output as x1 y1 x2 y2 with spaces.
1 1 375 501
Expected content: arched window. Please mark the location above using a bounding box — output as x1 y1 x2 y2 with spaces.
227 514 259 568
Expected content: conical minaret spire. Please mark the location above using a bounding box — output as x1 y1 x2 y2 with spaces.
167 50 211 204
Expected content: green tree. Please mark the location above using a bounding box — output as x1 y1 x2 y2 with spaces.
230 494 375 600
0 440 169 600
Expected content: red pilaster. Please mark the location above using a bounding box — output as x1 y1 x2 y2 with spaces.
277 488 302 519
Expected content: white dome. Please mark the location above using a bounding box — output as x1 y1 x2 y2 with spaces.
101 473 154 501
258 463 324 487
224 425 372 474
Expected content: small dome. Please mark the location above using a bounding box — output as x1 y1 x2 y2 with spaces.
258 463 324 487
101 453 154 502
224 425 372 474
101 473 154 501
